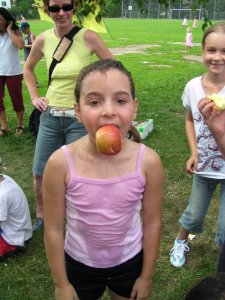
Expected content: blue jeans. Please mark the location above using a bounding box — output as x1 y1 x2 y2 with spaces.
33 108 87 176
179 174 225 247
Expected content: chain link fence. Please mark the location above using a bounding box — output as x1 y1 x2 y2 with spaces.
121 0 225 20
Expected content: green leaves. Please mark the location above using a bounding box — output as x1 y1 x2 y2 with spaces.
95 12 102 23
202 16 212 31
75 0 104 24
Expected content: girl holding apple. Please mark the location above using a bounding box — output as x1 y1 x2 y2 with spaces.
170 22 225 269
42 59 164 300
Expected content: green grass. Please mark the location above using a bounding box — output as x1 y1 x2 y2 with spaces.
0 19 221 299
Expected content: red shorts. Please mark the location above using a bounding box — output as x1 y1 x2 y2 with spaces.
0 235 17 260
0 74 24 112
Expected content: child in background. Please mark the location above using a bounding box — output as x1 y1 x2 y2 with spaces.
182 16 188 28
43 59 164 300
193 16 198 29
185 27 193 53
20 22 35 61
170 22 225 268
20 22 39 87
20 15 26 22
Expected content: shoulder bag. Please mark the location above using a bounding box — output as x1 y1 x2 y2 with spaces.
29 26 81 137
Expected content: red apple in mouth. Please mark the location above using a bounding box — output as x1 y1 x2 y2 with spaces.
96 125 121 155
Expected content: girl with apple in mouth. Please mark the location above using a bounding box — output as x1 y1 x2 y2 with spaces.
42 59 164 300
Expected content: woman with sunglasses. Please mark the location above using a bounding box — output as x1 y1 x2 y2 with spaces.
23 0 113 232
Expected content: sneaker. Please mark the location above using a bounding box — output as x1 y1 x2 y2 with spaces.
0 236 18 261
32 218 44 232
169 238 189 267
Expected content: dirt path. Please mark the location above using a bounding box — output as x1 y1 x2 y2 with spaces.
109 44 160 55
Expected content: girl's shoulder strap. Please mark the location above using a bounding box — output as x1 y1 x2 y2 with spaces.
136 144 145 172
61 145 76 178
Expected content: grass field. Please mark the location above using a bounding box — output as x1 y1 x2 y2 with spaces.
0 18 221 299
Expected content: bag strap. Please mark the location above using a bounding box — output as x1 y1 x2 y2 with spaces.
48 26 81 86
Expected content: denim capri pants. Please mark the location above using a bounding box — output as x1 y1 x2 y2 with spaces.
179 174 225 247
33 108 87 176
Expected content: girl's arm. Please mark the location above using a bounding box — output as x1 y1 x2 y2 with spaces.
23 33 48 111
7 23 24 49
185 110 198 173
130 148 164 300
84 30 113 59
43 150 79 300
30 32 36 44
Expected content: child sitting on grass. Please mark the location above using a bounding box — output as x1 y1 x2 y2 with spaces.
0 160 32 260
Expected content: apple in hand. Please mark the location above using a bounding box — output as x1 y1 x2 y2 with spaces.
208 93 225 111
96 125 121 155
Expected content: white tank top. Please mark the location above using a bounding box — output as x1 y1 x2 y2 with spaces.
0 32 22 76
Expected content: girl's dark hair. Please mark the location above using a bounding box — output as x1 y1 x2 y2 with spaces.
185 273 225 300
0 7 19 31
202 22 225 47
75 59 136 104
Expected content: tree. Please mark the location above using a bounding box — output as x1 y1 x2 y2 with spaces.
103 0 121 17
9 0 39 20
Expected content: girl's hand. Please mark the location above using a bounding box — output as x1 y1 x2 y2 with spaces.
198 98 225 130
198 98 225 159
186 155 198 173
129 277 152 300
55 283 79 300
7 21 13 31
32 97 48 112
198 98 214 121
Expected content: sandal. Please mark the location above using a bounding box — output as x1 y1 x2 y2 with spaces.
15 126 24 136
0 128 11 137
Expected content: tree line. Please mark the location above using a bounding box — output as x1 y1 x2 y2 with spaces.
8 0 221 22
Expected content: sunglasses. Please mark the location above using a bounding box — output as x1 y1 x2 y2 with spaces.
48 3 74 13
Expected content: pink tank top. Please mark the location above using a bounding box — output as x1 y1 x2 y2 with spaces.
62 144 146 268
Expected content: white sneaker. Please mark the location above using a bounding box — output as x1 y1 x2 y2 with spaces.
169 238 189 267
